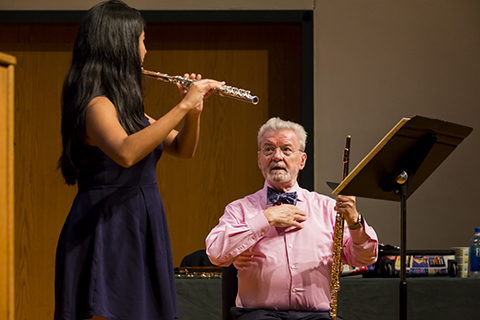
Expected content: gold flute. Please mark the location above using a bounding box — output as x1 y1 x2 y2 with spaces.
329 135 351 320
141 68 259 105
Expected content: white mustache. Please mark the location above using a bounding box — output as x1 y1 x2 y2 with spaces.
269 162 287 171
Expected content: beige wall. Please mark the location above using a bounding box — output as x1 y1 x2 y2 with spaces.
1 0 479 273
314 0 480 250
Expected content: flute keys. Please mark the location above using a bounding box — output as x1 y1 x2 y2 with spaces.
223 86 249 98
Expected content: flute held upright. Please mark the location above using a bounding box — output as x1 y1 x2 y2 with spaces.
141 68 259 105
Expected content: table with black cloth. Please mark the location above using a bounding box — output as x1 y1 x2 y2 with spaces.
175 277 480 320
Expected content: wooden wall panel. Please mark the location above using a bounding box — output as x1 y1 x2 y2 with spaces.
136 22 301 265
0 21 301 320
0 24 78 320
144 48 268 263
0 51 16 320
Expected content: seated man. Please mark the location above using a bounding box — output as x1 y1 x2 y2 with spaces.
206 117 378 320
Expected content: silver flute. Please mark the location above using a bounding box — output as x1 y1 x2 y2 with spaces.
141 68 259 105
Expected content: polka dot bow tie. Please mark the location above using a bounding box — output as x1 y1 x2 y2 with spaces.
266 187 298 206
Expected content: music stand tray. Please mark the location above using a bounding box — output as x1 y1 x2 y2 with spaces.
331 115 473 320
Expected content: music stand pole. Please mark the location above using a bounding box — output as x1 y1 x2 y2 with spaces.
398 178 408 320
384 132 437 320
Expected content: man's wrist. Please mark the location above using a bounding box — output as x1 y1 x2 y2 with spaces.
348 214 363 230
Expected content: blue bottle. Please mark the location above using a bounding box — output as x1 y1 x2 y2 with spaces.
469 227 480 278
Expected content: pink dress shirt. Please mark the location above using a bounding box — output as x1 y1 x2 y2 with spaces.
206 182 378 311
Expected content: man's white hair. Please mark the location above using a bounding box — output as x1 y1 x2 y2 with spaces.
257 117 307 151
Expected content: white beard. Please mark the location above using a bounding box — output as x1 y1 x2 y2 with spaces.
268 169 291 183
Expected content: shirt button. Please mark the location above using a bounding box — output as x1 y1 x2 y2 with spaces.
292 288 297 293
288 244 293 248
291 265 296 269
261 231 265 236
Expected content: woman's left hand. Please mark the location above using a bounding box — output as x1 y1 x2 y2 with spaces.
176 73 215 115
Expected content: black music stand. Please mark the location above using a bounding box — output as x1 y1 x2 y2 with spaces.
331 115 473 320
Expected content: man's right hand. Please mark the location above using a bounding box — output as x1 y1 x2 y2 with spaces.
263 204 307 229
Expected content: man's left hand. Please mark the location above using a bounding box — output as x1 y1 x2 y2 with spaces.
334 195 360 226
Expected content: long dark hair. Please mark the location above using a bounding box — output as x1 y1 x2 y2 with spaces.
59 0 146 185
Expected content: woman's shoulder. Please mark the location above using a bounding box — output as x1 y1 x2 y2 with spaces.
88 95 113 108
86 96 117 118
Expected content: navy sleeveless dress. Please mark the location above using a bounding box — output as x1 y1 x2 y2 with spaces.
54 125 178 320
